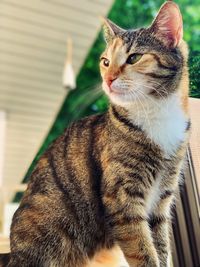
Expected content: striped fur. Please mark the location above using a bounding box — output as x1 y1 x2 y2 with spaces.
0 2 190 267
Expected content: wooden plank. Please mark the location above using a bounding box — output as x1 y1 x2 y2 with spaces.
0 38 69 66
0 74 63 92
0 26 87 52
0 236 10 253
0 8 94 39
0 101 60 117
0 84 61 103
0 62 61 83
0 36 83 62
43 0 109 15
0 0 101 27
0 10 94 40
0 47 80 75
0 68 60 87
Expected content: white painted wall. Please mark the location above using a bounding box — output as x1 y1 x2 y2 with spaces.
0 111 6 187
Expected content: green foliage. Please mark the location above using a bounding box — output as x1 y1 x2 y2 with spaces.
189 52 200 98
22 0 200 185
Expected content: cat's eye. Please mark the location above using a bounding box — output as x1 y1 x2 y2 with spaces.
126 53 143 65
101 57 110 67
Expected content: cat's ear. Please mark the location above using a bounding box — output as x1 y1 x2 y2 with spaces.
150 1 183 48
101 17 124 44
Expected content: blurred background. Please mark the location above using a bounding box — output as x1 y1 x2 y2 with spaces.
0 0 200 266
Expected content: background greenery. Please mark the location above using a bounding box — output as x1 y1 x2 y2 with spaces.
21 0 200 187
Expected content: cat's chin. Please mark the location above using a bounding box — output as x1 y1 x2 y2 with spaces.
103 84 130 106
110 97 135 108
105 90 136 107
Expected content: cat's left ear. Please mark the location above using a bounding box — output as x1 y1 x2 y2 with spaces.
101 17 124 44
150 1 183 48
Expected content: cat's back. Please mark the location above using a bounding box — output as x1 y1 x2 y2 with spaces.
10 112 111 260
23 112 108 202
50 112 107 158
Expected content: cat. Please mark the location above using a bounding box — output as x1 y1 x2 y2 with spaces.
0 1 190 267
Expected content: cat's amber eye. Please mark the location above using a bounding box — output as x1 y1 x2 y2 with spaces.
100 57 110 67
126 53 143 65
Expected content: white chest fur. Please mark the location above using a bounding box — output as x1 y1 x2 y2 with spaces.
127 93 187 214
128 93 187 156
145 176 162 215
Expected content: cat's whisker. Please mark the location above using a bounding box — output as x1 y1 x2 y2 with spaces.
122 80 167 100
128 89 152 136
129 90 142 126
135 91 154 139
123 80 165 108
148 80 169 98
136 89 162 109
136 90 164 137
147 85 170 111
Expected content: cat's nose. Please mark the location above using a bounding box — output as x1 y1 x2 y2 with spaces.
106 76 117 87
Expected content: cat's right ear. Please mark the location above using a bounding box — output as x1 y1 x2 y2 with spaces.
101 17 124 44
149 1 183 48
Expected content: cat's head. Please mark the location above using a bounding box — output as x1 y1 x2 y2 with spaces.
100 1 188 107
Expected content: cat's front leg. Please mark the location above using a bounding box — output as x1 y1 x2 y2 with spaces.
116 216 160 267
116 219 160 267
103 179 160 267
149 193 174 267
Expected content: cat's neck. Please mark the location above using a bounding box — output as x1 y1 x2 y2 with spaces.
129 93 188 155
127 93 183 122
111 93 188 156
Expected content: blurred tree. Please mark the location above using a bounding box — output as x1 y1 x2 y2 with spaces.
20 0 199 188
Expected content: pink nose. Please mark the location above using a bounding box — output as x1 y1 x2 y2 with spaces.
106 77 117 87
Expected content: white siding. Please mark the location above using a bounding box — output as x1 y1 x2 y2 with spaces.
0 0 113 194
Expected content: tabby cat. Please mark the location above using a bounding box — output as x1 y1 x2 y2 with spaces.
0 1 190 267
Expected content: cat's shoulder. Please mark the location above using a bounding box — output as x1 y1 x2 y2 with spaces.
47 112 107 150
66 112 107 132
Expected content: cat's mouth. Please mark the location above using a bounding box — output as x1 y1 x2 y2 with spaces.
109 87 124 95
103 82 125 96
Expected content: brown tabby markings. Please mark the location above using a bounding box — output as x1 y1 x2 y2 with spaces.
0 1 190 267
